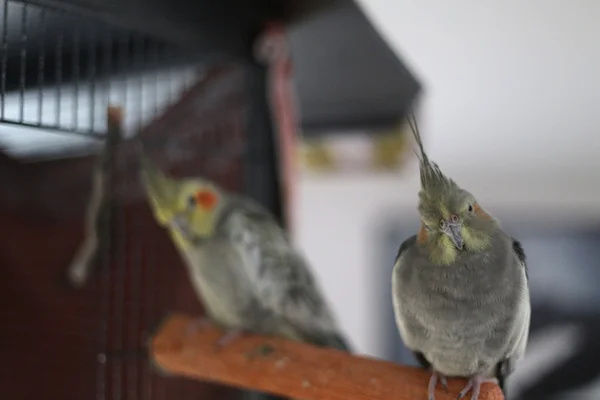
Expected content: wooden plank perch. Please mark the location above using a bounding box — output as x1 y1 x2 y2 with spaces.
149 314 504 400
65 105 122 288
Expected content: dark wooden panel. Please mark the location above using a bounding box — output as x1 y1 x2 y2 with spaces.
0 205 242 399
290 0 422 134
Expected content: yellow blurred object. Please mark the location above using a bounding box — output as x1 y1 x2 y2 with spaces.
297 121 412 173
371 126 409 170
300 140 337 172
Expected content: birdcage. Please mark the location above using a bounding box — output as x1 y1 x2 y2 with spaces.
0 1 274 398
0 0 420 399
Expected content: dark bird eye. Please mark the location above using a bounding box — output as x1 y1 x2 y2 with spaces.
439 220 446 229
188 195 196 207
468 204 473 212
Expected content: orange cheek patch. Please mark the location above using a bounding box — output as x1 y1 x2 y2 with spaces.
417 222 429 244
473 202 491 219
196 190 218 210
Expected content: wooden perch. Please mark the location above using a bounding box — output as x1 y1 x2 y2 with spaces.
65 106 122 288
149 314 504 400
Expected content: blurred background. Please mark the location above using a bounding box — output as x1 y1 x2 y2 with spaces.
0 0 599 399
296 1 600 400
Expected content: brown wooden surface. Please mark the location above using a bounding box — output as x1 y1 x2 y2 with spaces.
150 314 505 400
0 64 249 399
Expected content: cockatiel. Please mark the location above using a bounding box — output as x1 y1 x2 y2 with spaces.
392 114 530 400
139 153 350 352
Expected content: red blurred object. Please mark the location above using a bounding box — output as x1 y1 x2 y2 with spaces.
256 21 299 232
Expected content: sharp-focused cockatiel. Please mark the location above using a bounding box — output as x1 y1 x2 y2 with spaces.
392 114 530 400
139 153 351 399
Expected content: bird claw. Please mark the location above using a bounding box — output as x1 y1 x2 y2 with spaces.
184 318 245 350
428 371 449 400
441 376 449 392
184 316 212 337
214 329 244 349
456 376 498 400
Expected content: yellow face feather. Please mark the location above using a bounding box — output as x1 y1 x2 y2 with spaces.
418 186 497 266
429 234 460 266
140 156 222 250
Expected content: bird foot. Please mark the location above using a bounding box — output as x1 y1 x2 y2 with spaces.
184 316 212 337
456 375 498 400
214 329 244 350
427 371 449 400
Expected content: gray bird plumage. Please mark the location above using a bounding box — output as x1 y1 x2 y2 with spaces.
393 235 529 394
140 160 350 400
194 197 350 400
183 195 350 351
391 112 530 400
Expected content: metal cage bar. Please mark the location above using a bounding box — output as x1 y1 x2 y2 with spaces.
0 0 198 143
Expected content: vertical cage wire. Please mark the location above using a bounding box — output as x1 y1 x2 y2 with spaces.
88 25 97 132
150 41 158 119
134 34 144 132
18 2 25 122
36 8 44 124
55 24 62 128
1 0 7 119
72 22 80 130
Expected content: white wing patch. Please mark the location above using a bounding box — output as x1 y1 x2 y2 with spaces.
241 229 262 280
226 211 339 336
392 253 421 351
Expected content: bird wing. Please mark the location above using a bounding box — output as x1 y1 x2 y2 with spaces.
223 204 349 350
496 238 531 393
508 238 530 364
394 234 418 265
391 235 427 354
512 238 528 280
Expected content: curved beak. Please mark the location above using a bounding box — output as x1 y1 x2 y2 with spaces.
443 222 464 250
169 214 191 237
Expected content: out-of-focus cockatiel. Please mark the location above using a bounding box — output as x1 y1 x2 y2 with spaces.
139 153 351 399
391 113 530 400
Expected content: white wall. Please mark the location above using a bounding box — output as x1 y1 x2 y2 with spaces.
295 0 600 358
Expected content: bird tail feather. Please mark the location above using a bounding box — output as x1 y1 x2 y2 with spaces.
317 333 352 352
